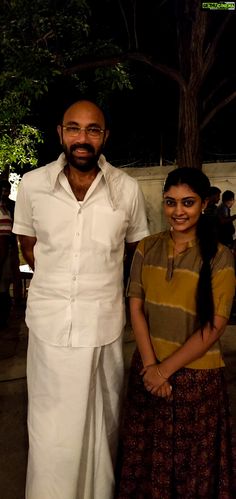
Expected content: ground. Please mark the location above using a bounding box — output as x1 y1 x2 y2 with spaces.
0 303 236 499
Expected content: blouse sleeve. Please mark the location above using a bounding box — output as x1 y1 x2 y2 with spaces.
212 245 235 319
126 239 145 300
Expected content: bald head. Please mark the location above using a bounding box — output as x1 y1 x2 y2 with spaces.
62 100 107 130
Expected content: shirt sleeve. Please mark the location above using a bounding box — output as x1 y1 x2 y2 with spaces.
125 182 150 243
126 239 145 299
212 246 235 319
12 175 36 237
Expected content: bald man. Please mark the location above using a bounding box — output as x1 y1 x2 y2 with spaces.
13 100 149 499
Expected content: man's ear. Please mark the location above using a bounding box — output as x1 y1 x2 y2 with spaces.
57 125 62 144
104 129 110 145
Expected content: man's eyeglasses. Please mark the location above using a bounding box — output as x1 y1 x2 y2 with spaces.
61 125 105 138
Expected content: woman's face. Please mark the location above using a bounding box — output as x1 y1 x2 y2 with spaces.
163 183 207 236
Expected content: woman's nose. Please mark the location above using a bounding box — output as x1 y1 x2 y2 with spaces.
173 202 184 215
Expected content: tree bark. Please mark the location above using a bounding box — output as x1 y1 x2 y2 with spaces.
177 89 201 168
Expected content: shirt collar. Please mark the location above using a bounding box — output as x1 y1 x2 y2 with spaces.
47 152 122 211
168 231 197 252
47 153 67 190
166 231 197 281
98 154 120 210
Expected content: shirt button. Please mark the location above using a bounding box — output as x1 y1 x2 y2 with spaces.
72 276 76 281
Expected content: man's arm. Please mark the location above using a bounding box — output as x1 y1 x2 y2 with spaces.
218 205 236 224
218 213 236 224
18 235 37 271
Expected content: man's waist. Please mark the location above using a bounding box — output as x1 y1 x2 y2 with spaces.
29 271 124 301
32 269 122 282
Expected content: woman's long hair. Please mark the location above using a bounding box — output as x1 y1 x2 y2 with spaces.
163 167 218 329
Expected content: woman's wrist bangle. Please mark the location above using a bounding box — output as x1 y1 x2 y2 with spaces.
156 366 168 380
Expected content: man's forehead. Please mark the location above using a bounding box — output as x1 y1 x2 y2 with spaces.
63 101 105 123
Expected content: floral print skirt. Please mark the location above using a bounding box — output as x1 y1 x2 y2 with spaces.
115 349 236 499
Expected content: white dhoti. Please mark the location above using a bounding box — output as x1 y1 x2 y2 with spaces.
26 333 124 499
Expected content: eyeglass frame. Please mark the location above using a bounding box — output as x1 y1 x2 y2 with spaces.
61 124 105 138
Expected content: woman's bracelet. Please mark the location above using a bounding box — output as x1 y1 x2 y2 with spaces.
156 365 168 381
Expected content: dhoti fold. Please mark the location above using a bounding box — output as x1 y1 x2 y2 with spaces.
26 332 124 499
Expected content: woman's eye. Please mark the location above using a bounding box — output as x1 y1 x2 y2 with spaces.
183 200 194 207
164 199 175 207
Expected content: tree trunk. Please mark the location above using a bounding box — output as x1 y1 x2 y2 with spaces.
177 89 201 168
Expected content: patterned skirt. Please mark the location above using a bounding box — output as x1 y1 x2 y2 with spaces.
116 349 236 499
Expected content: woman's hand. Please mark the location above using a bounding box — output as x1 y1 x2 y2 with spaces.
140 365 173 399
156 381 173 400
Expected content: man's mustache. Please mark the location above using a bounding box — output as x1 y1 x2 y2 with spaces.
70 143 95 154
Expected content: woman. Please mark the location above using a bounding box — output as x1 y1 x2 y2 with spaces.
116 168 236 498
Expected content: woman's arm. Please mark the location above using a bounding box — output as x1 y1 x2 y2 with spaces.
130 297 156 367
131 295 228 397
130 297 172 397
157 246 235 397
18 235 36 271
159 315 227 380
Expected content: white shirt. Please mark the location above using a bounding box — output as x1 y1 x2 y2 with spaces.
13 153 149 347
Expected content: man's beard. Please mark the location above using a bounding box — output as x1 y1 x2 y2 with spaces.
62 142 102 172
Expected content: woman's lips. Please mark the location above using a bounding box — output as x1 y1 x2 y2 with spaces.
172 218 188 223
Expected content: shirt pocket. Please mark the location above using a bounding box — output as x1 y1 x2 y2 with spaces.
91 206 127 247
